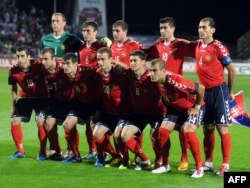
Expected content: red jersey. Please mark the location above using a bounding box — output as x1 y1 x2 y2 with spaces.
44 61 75 101
8 60 49 98
127 69 166 116
79 41 106 66
96 66 130 115
158 72 198 111
110 39 142 66
68 65 100 104
195 40 229 89
147 39 194 75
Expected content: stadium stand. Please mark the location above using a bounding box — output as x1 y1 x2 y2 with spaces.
0 0 50 58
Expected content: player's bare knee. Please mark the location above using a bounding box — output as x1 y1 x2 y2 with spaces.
203 124 215 134
113 131 121 141
120 132 131 142
217 125 229 135
62 122 70 131
44 123 53 132
93 132 102 141
11 118 21 125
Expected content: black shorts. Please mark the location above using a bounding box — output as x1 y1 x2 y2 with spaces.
95 113 129 133
68 99 103 125
47 96 72 124
125 114 162 132
13 97 49 122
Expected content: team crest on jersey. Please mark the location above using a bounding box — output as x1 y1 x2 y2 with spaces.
61 44 65 51
121 52 127 58
204 55 211 62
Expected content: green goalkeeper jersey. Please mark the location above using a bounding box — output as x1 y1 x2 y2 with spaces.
41 32 83 57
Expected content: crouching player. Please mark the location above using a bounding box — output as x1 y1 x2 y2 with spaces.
120 50 167 170
149 59 205 178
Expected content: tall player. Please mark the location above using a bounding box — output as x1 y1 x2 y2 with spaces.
146 17 194 171
78 21 109 160
8 46 49 161
41 12 83 156
149 59 205 178
194 17 235 176
79 21 110 66
110 20 143 165
111 20 142 66
41 12 83 58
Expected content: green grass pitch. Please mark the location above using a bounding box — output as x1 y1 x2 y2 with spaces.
0 69 249 188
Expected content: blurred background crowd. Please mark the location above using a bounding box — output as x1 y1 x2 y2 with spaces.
0 0 249 60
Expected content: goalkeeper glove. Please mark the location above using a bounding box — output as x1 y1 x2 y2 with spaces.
100 37 112 47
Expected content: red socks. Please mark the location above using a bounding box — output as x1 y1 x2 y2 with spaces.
151 129 161 163
136 133 143 148
47 125 61 153
104 134 117 158
203 130 215 162
185 132 202 169
96 134 117 160
158 128 171 165
11 124 24 153
37 123 47 155
64 127 80 158
124 137 148 161
86 122 96 153
179 127 189 162
220 133 231 164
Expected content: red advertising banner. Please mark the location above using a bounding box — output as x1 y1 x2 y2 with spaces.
0 58 17 69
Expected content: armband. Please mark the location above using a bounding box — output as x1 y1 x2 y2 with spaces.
222 56 232 65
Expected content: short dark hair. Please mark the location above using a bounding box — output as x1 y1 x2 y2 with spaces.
82 21 98 31
52 12 66 22
159 17 175 28
112 20 128 31
150 58 165 70
97 47 112 58
130 50 147 61
16 46 30 56
200 17 215 28
41 48 55 57
63 53 78 63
